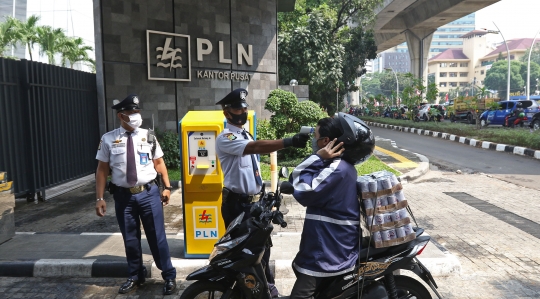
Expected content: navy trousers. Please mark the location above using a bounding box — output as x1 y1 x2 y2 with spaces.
114 184 176 280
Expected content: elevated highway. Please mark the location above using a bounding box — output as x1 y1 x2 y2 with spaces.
373 0 500 78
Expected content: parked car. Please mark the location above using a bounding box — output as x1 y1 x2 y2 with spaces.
416 104 445 121
417 104 432 121
479 100 540 127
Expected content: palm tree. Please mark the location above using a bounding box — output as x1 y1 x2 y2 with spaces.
0 17 17 57
12 15 40 61
36 25 65 64
60 37 93 69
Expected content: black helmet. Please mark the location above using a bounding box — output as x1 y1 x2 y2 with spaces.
335 112 375 165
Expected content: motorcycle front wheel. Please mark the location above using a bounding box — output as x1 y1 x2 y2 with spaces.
393 275 432 299
180 281 242 299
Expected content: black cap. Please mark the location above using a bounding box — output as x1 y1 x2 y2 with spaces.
112 94 141 111
216 88 249 108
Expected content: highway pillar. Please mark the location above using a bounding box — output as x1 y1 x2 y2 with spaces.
405 29 435 84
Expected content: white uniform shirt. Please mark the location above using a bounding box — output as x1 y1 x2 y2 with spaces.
215 123 261 195
96 127 164 188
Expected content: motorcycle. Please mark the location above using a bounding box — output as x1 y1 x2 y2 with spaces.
180 168 441 299
504 112 528 128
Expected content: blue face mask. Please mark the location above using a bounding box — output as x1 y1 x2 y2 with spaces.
311 137 325 154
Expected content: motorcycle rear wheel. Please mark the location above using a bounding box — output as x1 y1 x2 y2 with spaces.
393 275 432 299
180 281 241 299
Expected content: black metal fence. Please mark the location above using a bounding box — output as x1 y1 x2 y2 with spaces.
0 58 99 198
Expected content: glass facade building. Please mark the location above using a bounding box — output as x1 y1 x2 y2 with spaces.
0 0 28 58
430 13 475 57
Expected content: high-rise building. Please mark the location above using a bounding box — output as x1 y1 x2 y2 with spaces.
371 13 476 73
0 0 28 58
430 13 476 58
372 49 411 73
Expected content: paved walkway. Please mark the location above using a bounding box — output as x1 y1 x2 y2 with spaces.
2 139 540 298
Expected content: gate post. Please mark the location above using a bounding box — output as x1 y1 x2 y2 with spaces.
0 171 15 244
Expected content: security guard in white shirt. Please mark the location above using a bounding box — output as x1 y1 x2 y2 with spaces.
215 88 310 298
95 94 176 295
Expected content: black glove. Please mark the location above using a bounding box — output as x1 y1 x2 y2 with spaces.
283 133 310 148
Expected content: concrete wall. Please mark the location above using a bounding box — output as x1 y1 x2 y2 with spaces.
94 0 278 133
278 85 309 102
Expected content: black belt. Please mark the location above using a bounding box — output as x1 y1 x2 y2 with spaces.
118 182 155 194
223 187 260 204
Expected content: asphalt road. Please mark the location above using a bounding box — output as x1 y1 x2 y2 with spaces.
371 127 540 190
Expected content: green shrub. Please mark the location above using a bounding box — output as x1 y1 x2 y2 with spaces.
265 89 327 139
256 119 276 141
155 129 180 169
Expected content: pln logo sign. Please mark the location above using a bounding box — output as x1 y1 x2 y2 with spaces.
193 206 218 239
147 30 191 82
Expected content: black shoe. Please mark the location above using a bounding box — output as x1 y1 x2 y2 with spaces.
163 279 177 295
118 278 142 294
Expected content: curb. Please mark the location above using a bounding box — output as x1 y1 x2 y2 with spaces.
367 122 540 160
399 152 429 181
375 137 430 182
0 259 273 279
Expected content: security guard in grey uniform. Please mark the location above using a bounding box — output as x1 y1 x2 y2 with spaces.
95 94 177 295
215 88 310 298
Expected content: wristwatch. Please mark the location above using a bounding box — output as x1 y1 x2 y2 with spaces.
164 186 173 191
96 198 104 201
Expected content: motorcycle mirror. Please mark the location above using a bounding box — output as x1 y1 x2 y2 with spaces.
278 167 289 179
280 181 294 194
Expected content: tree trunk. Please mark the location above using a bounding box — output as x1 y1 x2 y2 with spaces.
28 44 33 61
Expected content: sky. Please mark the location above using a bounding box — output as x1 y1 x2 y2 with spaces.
26 0 94 67
475 0 540 43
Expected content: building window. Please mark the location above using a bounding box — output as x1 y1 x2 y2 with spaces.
449 63 458 67
450 82 458 87
440 72 447 77
460 63 468 67
481 70 485 75
439 82 447 87
459 82 468 86
440 63 447 67
460 72 468 77
449 72 457 77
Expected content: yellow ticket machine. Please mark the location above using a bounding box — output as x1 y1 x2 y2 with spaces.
179 110 256 258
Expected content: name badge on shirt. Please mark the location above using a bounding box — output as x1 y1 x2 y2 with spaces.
140 153 149 165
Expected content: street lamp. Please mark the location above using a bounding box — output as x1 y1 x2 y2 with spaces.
385 67 399 106
483 23 510 100
527 29 540 101
289 79 298 95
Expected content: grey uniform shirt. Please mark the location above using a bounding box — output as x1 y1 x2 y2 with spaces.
96 127 164 188
216 123 261 195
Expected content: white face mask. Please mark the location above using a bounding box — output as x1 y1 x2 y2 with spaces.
122 113 142 129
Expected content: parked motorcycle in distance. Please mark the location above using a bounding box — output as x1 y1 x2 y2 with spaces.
180 168 441 299
504 112 528 128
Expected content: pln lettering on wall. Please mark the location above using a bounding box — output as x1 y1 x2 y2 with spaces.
147 30 254 83
193 206 219 239
147 30 191 82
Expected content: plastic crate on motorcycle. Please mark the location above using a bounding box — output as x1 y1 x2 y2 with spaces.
356 171 416 248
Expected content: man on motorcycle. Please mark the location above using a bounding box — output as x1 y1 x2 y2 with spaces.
288 113 375 298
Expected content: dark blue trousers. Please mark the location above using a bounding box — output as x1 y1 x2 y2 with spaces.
114 184 176 280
